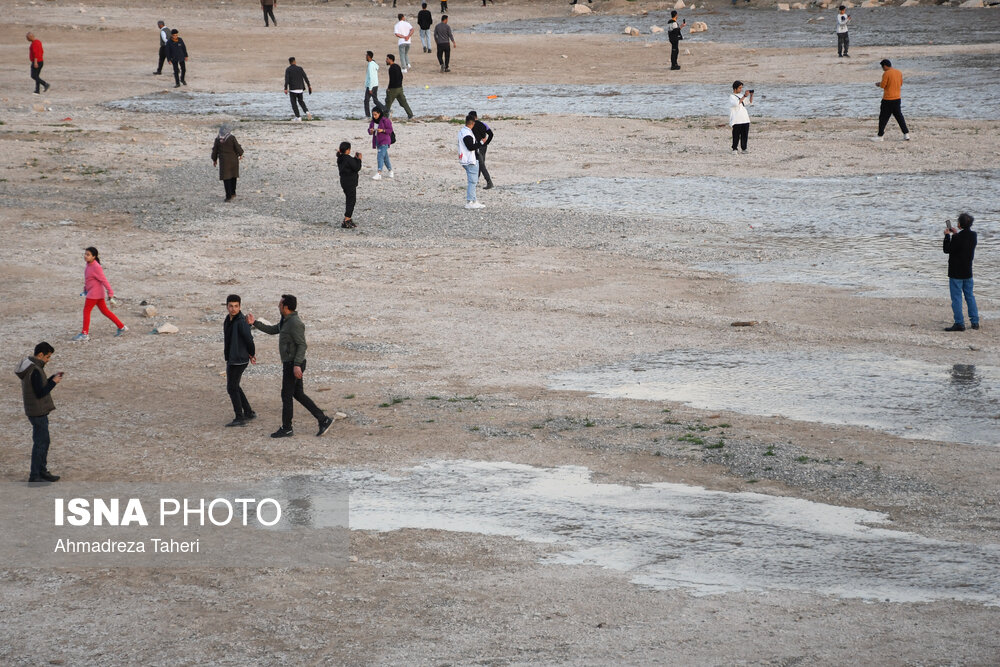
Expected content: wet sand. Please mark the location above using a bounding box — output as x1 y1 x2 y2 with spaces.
1 0 999 664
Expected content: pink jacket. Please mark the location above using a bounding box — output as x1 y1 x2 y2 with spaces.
84 261 114 299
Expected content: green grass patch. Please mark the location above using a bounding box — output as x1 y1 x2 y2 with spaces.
677 433 705 446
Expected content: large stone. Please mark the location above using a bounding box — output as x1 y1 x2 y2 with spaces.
860 0 878 7
154 322 179 334
900 0 919 5
689 21 708 33
623 26 641 36
959 0 983 6
141 305 157 318
650 25 664 33
570 3 591 14
792 1 807 7
674 0 686 8
777 3 791 9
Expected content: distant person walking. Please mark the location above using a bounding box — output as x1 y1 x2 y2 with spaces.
729 80 754 153
211 123 244 202
247 295 334 439
836 6 851 57
383 54 415 120
364 51 381 118
26 33 50 94
261 0 277 27
459 113 485 209
943 213 979 331
417 3 434 53
873 59 909 141
394 14 414 71
440 1 448 13
469 110 494 189
369 107 394 180
223 294 257 427
166 29 188 88
155 21 170 75
284 57 312 121
434 15 457 72
337 141 362 228
74 247 127 342
667 11 685 70
16 342 63 483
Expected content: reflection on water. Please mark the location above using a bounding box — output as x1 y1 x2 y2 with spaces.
328 460 1000 604
551 349 1000 446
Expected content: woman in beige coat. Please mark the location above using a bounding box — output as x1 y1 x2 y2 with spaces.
211 123 244 202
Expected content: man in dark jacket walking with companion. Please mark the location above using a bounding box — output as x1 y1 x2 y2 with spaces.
166 29 188 87
284 57 312 121
224 295 257 427
383 54 414 119
16 342 63 483
248 295 334 439
943 213 979 331
155 21 170 75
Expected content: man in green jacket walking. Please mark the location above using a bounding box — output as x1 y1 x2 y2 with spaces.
248 294 334 438
16 342 63 483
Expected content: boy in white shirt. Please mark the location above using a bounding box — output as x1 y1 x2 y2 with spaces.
729 80 754 153
394 14 414 72
836 6 851 58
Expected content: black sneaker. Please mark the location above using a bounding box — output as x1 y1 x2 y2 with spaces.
174 84 181 88
40 471 60 482
182 80 188 86
43 83 51 92
971 323 980 330
317 416 334 437
226 418 248 427
245 411 258 421
28 476 51 484
484 182 494 190
944 324 966 332
271 426 294 438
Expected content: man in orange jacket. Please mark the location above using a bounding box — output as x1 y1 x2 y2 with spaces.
873 59 909 142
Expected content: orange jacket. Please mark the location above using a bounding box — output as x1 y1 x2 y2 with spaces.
879 67 902 100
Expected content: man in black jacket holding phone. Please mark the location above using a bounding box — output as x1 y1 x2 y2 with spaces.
468 110 494 190
223 295 257 426
943 213 979 332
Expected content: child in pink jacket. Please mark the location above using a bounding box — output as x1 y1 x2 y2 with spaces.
73 247 127 341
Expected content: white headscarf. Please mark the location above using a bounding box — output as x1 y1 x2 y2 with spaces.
218 123 234 141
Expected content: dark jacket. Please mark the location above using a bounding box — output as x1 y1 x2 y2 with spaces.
284 64 311 91
434 22 454 45
417 9 433 30
338 153 363 188
944 229 977 279
16 356 56 418
668 23 683 44
211 134 244 180
387 63 404 89
253 311 307 365
224 311 256 365
472 120 493 147
166 37 188 62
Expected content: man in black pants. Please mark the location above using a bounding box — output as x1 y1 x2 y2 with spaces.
166 29 188 87
155 21 169 74
248 295 334 439
434 15 456 72
262 0 277 27
469 110 494 189
284 57 313 121
440 1 448 12
223 295 257 427
667 11 685 70
16 342 63 483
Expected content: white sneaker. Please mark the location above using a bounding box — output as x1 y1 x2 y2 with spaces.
871 136 883 142
372 172 382 180
465 201 485 209
292 116 302 122
402 68 408 73
904 133 911 141
388 170 394 179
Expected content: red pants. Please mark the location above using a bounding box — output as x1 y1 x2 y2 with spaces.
83 298 124 333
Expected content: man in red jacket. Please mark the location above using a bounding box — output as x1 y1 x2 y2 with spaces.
26 32 50 94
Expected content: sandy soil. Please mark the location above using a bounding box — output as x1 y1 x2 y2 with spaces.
1 0 999 664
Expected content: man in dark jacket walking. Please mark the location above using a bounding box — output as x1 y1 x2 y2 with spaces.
943 213 979 331
16 342 63 483
248 295 334 438
383 54 414 119
166 29 188 87
469 110 494 189
224 295 257 427
262 0 277 27
417 3 434 53
284 57 313 121
667 11 685 70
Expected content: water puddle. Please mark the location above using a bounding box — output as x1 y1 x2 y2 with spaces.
552 350 1000 446
106 74 997 121
472 6 1000 48
513 173 999 299
331 460 1000 604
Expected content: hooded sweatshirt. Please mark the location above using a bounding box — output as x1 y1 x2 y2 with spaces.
84 260 114 299
16 356 56 417
338 153 363 188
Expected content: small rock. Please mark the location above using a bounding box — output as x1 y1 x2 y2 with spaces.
334 412 348 420
570 3 592 14
674 0 686 8
142 305 158 318
154 322 179 335
33 104 46 113
689 21 708 33
959 0 982 6
792 1 807 7
623 26 641 36
650 25 664 33
860 0 878 6
900 0 919 5
777 3 791 9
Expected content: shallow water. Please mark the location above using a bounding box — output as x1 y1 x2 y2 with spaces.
107 74 998 121
324 460 1000 603
513 173 999 299
551 350 1000 446
471 6 1000 48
